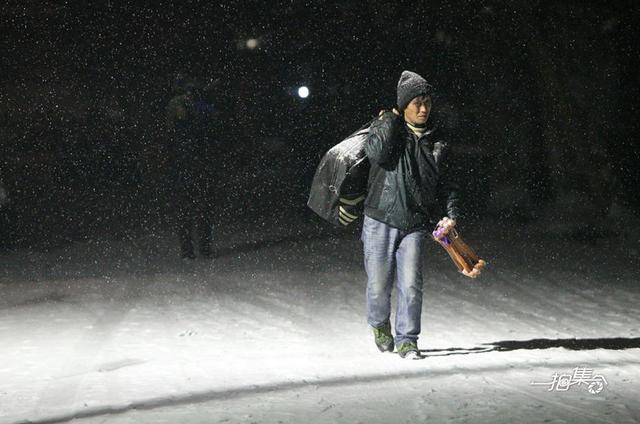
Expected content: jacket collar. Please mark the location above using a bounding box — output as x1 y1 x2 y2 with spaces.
404 120 437 141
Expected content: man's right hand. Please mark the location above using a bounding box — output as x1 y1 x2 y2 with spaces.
378 108 400 117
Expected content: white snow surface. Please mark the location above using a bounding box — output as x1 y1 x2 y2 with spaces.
1 214 639 424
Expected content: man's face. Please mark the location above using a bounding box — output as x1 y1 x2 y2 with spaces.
403 95 432 125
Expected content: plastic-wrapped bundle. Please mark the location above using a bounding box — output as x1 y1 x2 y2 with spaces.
307 125 371 227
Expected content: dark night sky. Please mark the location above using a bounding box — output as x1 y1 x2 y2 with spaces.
1 0 639 248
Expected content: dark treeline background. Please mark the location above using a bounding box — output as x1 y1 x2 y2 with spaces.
1 0 638 248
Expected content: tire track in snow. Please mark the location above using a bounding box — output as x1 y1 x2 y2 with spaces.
31 277 145 421
479 267 614 336
495 267 639 338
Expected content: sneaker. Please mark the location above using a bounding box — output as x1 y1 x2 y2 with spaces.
200 244 212 258
199 227 213 258
397 341 421 359
180 243 196 260
372 321 394 352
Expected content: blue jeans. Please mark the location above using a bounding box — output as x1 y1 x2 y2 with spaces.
361 216 427 345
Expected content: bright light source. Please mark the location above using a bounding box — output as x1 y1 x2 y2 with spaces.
246 38 259 49
297 86 310 98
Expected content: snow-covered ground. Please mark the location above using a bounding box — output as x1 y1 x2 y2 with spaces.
1 211 639 423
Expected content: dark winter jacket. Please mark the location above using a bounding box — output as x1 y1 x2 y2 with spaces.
363 111 461 231
166 94 220 191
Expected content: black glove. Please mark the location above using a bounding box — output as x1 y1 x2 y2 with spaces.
338 194 365 226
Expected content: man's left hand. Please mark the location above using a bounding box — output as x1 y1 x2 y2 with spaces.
437 217 456 234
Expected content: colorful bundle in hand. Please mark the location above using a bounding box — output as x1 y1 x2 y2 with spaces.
432 220 486 278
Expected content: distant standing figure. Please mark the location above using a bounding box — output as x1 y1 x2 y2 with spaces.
0 180 8 209
165 76 219 259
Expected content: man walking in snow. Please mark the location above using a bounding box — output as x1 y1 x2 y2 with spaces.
361 70 461 359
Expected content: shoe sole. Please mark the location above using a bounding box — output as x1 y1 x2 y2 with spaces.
399 351 422 360
376 343 395 353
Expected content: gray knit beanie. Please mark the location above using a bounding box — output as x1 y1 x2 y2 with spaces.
396 70 434 110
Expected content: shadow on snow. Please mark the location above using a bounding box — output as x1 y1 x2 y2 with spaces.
420 337 640 357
